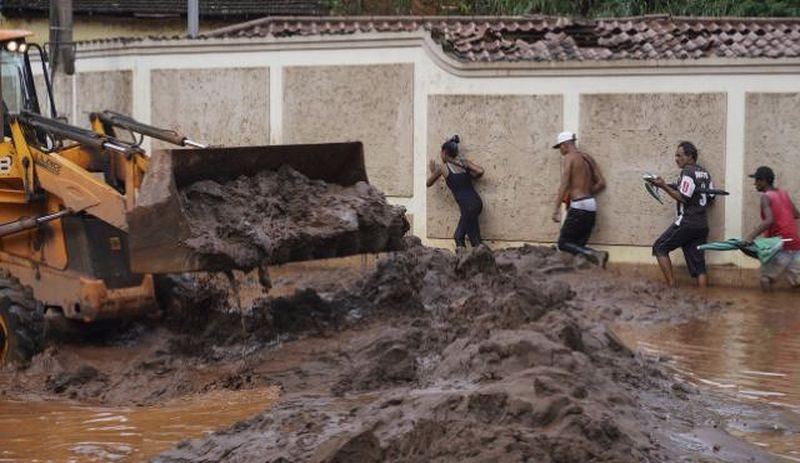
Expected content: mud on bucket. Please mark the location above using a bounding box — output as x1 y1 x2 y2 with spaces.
127 142 406 274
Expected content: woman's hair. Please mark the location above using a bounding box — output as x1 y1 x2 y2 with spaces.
678 141 698 161
441 135 460 158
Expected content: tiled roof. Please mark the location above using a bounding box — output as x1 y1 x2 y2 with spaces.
204 15 800 61
1 0 326 18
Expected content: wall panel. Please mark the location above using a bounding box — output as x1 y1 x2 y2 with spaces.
427 94 563 242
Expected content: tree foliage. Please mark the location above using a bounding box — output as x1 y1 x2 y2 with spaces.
328 0 800 17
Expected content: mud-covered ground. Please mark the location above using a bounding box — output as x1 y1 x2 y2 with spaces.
0 242 791 462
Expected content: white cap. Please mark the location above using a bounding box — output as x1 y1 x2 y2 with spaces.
553 131 576 149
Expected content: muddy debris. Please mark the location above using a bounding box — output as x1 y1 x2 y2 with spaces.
1 240 786 462
158 273 353 354
46 364 105 394
156 244 670 462
180 165 409 270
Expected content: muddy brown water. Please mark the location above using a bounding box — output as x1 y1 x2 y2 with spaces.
1 252 796 462
0 387 278 462
614 287 800 461
0 257 378 463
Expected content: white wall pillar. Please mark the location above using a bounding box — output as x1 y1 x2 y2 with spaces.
724 89 746 242
410 54 429 239
131 59 151 153
269 64 282 145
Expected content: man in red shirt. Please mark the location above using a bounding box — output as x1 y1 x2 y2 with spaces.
744 166 800 291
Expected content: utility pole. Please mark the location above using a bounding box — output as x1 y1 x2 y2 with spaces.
188 0 199 38
49 0 74 76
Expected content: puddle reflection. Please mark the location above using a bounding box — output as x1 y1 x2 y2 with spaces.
0 387 277 462
615 288 800 458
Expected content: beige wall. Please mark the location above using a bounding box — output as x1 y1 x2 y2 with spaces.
743 93 800 236
426 94 563 242
580 93 727 246
75 70 132 128
282 64 414 197
150 67 270 149
51 74 73 121
32 74 71 120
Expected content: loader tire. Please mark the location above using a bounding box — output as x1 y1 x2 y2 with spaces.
0 274 43 366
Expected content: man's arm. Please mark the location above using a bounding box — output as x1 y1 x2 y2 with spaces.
791 196 800 219
745 194 773 243
652 176 686 204
653 168 694 204
552 156 572 222
583 153 606 194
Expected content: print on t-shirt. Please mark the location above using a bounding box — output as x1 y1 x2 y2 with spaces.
679 175 695 197
674 166 712 229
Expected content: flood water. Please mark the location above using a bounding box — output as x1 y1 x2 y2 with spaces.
0 256 379 463
0 387 277 462
614 288 800 460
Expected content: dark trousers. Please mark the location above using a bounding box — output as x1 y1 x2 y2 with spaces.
652 224 709 277
558 208 596 252
455 202 482 247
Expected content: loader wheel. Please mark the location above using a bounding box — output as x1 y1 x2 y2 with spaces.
0 274 43 366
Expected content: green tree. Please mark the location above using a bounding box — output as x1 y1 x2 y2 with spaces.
326 0 800 16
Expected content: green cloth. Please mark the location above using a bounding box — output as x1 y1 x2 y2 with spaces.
698 237 785 264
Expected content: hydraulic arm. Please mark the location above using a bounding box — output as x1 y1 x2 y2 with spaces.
90 111 207 148
18 111 144 158
0 209 71 238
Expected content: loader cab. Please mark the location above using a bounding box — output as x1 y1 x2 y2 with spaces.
0 30 54 138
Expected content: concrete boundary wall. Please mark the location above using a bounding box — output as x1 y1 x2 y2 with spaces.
150 67 270 149
54 33 800 270
282 64 414 196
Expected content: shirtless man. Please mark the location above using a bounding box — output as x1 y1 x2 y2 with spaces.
551 131 608 267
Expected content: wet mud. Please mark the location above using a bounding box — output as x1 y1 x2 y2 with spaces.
180 166 409 270
0 243 792 462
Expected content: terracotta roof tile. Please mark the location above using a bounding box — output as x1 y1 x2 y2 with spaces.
74 15 800 62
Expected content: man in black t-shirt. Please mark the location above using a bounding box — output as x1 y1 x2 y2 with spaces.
647 141 714 287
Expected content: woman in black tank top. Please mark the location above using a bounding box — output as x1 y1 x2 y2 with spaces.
426 135 485 248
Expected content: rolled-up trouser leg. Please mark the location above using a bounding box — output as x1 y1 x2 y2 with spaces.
557 207 607 266
559 242 608 267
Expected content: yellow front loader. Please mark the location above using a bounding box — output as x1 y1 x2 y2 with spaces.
0 31 370 365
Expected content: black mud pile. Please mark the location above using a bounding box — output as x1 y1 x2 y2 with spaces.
153 273 352 360
180 166 409 269
157 243 667 462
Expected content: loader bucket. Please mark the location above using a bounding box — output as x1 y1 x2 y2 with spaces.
128 142 374 274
